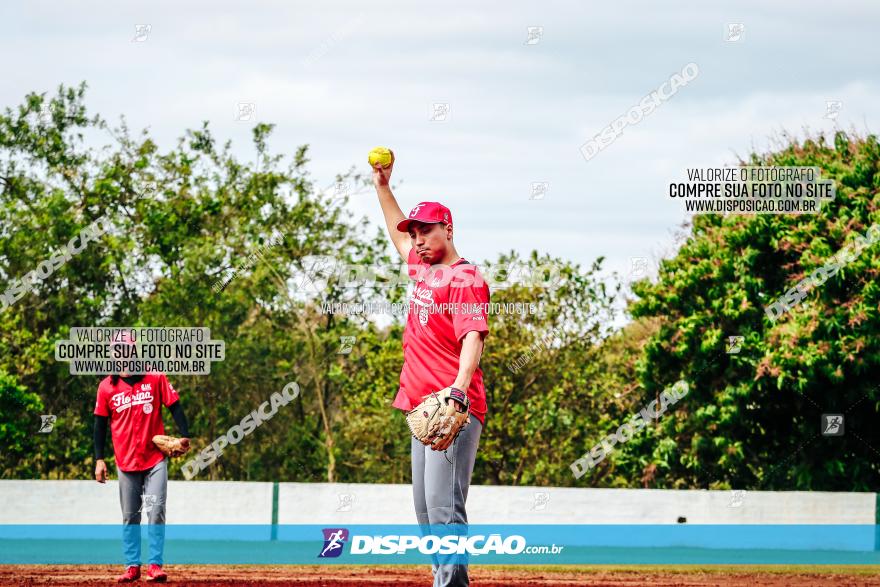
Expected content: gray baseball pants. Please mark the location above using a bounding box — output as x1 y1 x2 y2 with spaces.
411 418 482 587
118 458 167 567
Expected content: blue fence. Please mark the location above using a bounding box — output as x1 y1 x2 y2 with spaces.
2 524 879 565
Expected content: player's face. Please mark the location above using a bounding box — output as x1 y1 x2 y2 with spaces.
409 221 449 264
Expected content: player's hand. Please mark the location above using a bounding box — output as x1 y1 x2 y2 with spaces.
371 150 394 188
448 398 467 413
95 459 108 483
179 438 190 453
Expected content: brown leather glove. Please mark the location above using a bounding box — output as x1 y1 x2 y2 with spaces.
405 387 470 451
152 435 191 458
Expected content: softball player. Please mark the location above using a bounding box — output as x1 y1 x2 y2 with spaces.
93 331 190 583
372 153 490 587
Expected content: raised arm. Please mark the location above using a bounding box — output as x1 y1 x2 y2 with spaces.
371 151 412 261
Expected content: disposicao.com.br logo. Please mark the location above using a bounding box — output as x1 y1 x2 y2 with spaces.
318 528 563 557
318 528 349 558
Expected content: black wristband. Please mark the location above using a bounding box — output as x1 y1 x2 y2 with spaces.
448 387 468 412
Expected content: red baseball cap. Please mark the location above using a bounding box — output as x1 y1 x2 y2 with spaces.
396 201 453 233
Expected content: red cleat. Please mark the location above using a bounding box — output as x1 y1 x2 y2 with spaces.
146 564 167 582
116 565 140 583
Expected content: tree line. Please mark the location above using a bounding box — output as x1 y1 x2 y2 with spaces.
1 84 878 490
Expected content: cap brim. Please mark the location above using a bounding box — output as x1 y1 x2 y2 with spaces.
396 218 441 233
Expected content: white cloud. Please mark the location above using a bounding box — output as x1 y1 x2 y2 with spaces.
1 0 878 306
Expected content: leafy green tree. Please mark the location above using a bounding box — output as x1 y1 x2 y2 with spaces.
622 131 880 490
0 83 388 482
0 369 44 477
474 251 622 486
12 85 876 493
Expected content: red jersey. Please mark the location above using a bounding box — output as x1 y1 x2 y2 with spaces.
392 247 490 424
94 372 180 472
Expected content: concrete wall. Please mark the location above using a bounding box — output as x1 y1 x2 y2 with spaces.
0 480 272 524
1 480 874 526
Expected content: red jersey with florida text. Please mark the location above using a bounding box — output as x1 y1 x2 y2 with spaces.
94 372 180 472
393 247 490 424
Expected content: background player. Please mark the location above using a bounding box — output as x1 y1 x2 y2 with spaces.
93 331 190 583
372 150 490 587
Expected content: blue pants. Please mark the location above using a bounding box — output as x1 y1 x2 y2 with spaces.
411 418 482 587
118 459 167 567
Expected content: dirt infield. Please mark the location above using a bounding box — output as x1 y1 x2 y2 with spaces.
3 565 880 586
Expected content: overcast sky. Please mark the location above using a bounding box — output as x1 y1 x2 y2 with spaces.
2 0 879 286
